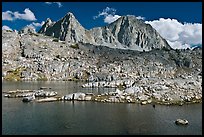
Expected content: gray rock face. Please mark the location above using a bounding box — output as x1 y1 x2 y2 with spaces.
38 12 94 44
38 12 171 51
106 16 171 51
38 18 55 34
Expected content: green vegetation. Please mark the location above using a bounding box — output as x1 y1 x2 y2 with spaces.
117 82 126 90
70 43 79 49
6 30 13 32
4 67 26 81
82 70 91 81
53 38 59 42
70 77 80 82
36 73 48 81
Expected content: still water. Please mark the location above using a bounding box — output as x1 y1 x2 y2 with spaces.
2 81 202 135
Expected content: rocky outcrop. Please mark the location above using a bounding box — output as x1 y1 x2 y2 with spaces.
38 12 171 51
3 89 57 98
81 76 202 105
175 119 189 125
19 26 36 34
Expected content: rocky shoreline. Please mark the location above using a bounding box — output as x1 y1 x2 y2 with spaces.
81 76 202 105
3 75 202 105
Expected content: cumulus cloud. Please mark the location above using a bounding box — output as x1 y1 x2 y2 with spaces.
94 7 116 18
2 8 36 21
94 7 146 24
2 25 12 31
14 8 36 21
93 7 121 24
45 2 62 8
2 11 14 21
104 14 121 24
136 16 145 20
145 18 202 49
27 21 45 31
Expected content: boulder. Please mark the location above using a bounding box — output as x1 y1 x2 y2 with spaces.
175 119 189 125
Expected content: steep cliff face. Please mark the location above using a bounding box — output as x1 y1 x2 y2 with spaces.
38 18 55 34
38 12 171 51
38 12 94 44
106 15 171 51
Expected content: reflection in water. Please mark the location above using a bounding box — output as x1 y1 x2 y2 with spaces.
2 81 202 135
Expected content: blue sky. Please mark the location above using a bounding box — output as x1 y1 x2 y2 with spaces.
2 2 202 49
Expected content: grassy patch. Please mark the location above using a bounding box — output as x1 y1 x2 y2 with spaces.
70 43 79 49
82 70 91 81
36 73 48 81
4 67 26 81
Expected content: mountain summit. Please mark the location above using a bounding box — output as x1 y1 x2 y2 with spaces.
38 12 94 44
107 15 170 51
38 12 171 51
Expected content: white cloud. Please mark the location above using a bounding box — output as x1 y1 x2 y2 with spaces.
27 21 45 31
14 8 36 21
32 21 45 27
96 7 116 17
94 7 146 24
166 40 191 49
2 11 14 21
45 2 52 4
2 25 12 31
94 7 121 24
55 2 62 8
45 2 62 8
136 16 145 20
104 14 121 24
145 18 202 49
2 8 36 21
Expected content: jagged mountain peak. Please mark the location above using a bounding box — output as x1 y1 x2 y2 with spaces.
38 12 171 51
119 15 143 22
109 15 146 28
61 12 77 21
106 14 171 51
38 18 55 34
46 18 52 22
120 15 140 20
38 12 94 43
66 12 75 17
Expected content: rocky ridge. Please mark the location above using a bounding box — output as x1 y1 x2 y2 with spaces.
3 29 202 82
38 12 171 51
